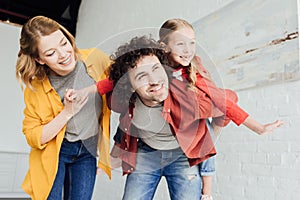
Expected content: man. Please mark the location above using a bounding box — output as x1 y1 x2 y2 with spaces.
108 35 216 200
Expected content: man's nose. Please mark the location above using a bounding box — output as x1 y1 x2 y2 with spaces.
148 74 160 85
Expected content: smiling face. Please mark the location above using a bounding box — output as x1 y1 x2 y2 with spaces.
165 27 196 67
128 55 169 107
36 30 76 76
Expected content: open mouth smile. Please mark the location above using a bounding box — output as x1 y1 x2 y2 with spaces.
148 84 164 93
59 55 71 65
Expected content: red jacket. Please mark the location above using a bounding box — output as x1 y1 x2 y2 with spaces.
111 78 217 174
191 56 249 126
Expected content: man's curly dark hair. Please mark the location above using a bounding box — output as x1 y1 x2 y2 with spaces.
108 35 169 108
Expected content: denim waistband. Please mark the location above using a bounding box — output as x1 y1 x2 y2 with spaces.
63 138 82 144
137 139 182 152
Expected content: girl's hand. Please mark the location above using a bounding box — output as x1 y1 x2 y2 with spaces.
260 120 284 135
243 117 284 135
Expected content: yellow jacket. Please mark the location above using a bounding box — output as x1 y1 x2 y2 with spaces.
21 48 112 200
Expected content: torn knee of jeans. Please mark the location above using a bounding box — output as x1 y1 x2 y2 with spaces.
188 174 198 180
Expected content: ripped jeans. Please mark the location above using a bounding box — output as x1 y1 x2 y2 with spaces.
122 141 202 200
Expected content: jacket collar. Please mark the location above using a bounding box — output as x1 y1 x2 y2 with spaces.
41 76 53 93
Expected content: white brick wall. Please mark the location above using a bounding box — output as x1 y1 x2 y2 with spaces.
214 81 300 200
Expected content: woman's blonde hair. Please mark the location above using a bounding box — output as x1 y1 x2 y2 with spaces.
159 18 211 88
16 15 80 90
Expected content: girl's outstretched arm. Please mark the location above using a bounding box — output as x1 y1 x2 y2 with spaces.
242 116 284 135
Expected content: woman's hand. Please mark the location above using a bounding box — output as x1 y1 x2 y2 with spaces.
41 89 89 145
63 89 89 118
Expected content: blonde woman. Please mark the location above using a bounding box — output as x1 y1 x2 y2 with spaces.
16 16 111 200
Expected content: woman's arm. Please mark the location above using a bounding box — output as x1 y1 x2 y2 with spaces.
41 89 89 144
65 78 113 102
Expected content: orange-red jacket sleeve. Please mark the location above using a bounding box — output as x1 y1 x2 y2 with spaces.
96 78 114 95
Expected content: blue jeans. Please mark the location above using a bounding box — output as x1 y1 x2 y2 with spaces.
122 141 202 200
199 156 215 176
47 139 97 200
199 119 216 176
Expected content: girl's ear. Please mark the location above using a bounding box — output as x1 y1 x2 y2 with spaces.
160 41 166 48
35 58 45 65
160 42 169 53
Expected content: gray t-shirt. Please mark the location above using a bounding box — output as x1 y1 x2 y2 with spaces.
132 97 179 150
49 60 102 157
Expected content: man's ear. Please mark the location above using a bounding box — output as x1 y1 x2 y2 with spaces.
35 58 45 65
130 87 135 93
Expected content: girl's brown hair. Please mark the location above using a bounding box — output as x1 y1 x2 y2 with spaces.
16 15 80 90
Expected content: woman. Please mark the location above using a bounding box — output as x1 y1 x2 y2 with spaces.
16 16 111 200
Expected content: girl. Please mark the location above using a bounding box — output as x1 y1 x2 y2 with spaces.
16 16 111 200
158 18 284 200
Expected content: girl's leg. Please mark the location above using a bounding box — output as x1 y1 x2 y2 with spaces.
201 176 212 196
200 120 216 199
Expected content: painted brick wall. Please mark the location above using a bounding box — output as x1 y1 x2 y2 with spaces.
213 81 300 200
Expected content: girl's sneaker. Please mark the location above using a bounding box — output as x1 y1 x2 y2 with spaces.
201 194 213 200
